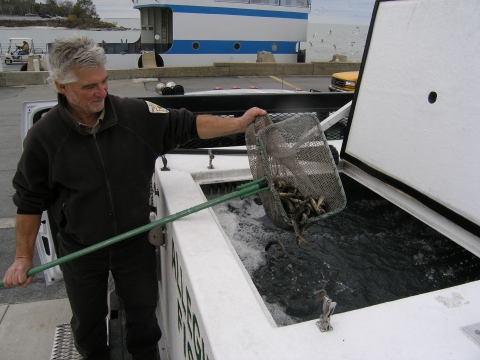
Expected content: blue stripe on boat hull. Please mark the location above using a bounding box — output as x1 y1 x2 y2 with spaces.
162 40 297 55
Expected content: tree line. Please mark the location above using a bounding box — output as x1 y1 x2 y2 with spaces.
0 0 119 29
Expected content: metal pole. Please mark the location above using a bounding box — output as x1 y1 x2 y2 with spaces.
0 178 268 287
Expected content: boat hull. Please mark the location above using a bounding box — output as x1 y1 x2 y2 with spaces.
133 0 310 67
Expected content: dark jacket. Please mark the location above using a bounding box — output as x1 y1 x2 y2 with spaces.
13 93 198 245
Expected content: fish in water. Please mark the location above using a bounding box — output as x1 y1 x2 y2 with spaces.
265 240 286 253
274 180 328 245
316 289 328 300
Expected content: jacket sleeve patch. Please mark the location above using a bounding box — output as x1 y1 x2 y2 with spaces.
145 101 169 114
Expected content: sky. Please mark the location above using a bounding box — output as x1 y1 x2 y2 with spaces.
93 0 376 24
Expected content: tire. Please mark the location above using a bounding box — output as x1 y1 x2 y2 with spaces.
161 87 174 95
329 145 339 165
173 84 184 95
138 53 164 68
5 59 12 65
20 63 28 71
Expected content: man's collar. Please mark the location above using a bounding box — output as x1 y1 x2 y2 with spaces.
57 93 117 135
76 107 104 134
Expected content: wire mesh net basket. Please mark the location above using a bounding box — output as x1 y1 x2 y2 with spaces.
245 113 346 242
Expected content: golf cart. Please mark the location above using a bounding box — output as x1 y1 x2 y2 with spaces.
3 37 47 71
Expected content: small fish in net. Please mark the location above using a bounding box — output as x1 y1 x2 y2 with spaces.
246 113 346 249
274 180 328 244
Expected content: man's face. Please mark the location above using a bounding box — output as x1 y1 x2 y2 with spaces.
57 66 109 118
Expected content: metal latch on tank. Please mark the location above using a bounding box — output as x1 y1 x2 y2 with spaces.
148 225 166 247
316 289 336 332
160 155 170 171
208 149 215 169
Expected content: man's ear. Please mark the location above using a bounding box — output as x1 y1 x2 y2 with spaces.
55 80 67 95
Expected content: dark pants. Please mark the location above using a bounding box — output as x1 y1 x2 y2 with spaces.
59 233 161 360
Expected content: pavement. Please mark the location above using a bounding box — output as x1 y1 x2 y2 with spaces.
0 62 23 73
0 75 331 359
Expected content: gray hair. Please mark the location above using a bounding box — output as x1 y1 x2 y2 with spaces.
48 34 107 86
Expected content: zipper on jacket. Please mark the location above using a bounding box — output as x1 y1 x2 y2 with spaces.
93 133 119 236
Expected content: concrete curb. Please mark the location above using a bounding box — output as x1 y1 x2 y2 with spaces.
0 62 361 87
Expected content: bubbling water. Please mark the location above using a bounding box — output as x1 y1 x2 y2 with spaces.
207 174 480 326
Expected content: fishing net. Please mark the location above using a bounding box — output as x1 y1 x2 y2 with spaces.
245 113 346 243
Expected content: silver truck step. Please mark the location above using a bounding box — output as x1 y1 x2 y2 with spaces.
50 323 82 360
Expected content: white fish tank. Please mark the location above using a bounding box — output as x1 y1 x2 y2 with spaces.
151 1 480 358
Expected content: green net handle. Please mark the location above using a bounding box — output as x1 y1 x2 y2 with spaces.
0 178 268 288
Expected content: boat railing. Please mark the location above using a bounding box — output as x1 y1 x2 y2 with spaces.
101 40 141 55
1 42 141 56
214 0 309 8
0 43 8 55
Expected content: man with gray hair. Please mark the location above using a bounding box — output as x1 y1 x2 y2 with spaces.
3 35 266 360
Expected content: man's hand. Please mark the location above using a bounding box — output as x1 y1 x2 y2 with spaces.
3 257 34 288
2 213 41 288
236 107 267 133
196 107 267 139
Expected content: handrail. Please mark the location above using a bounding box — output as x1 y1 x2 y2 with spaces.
213 0 309 8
